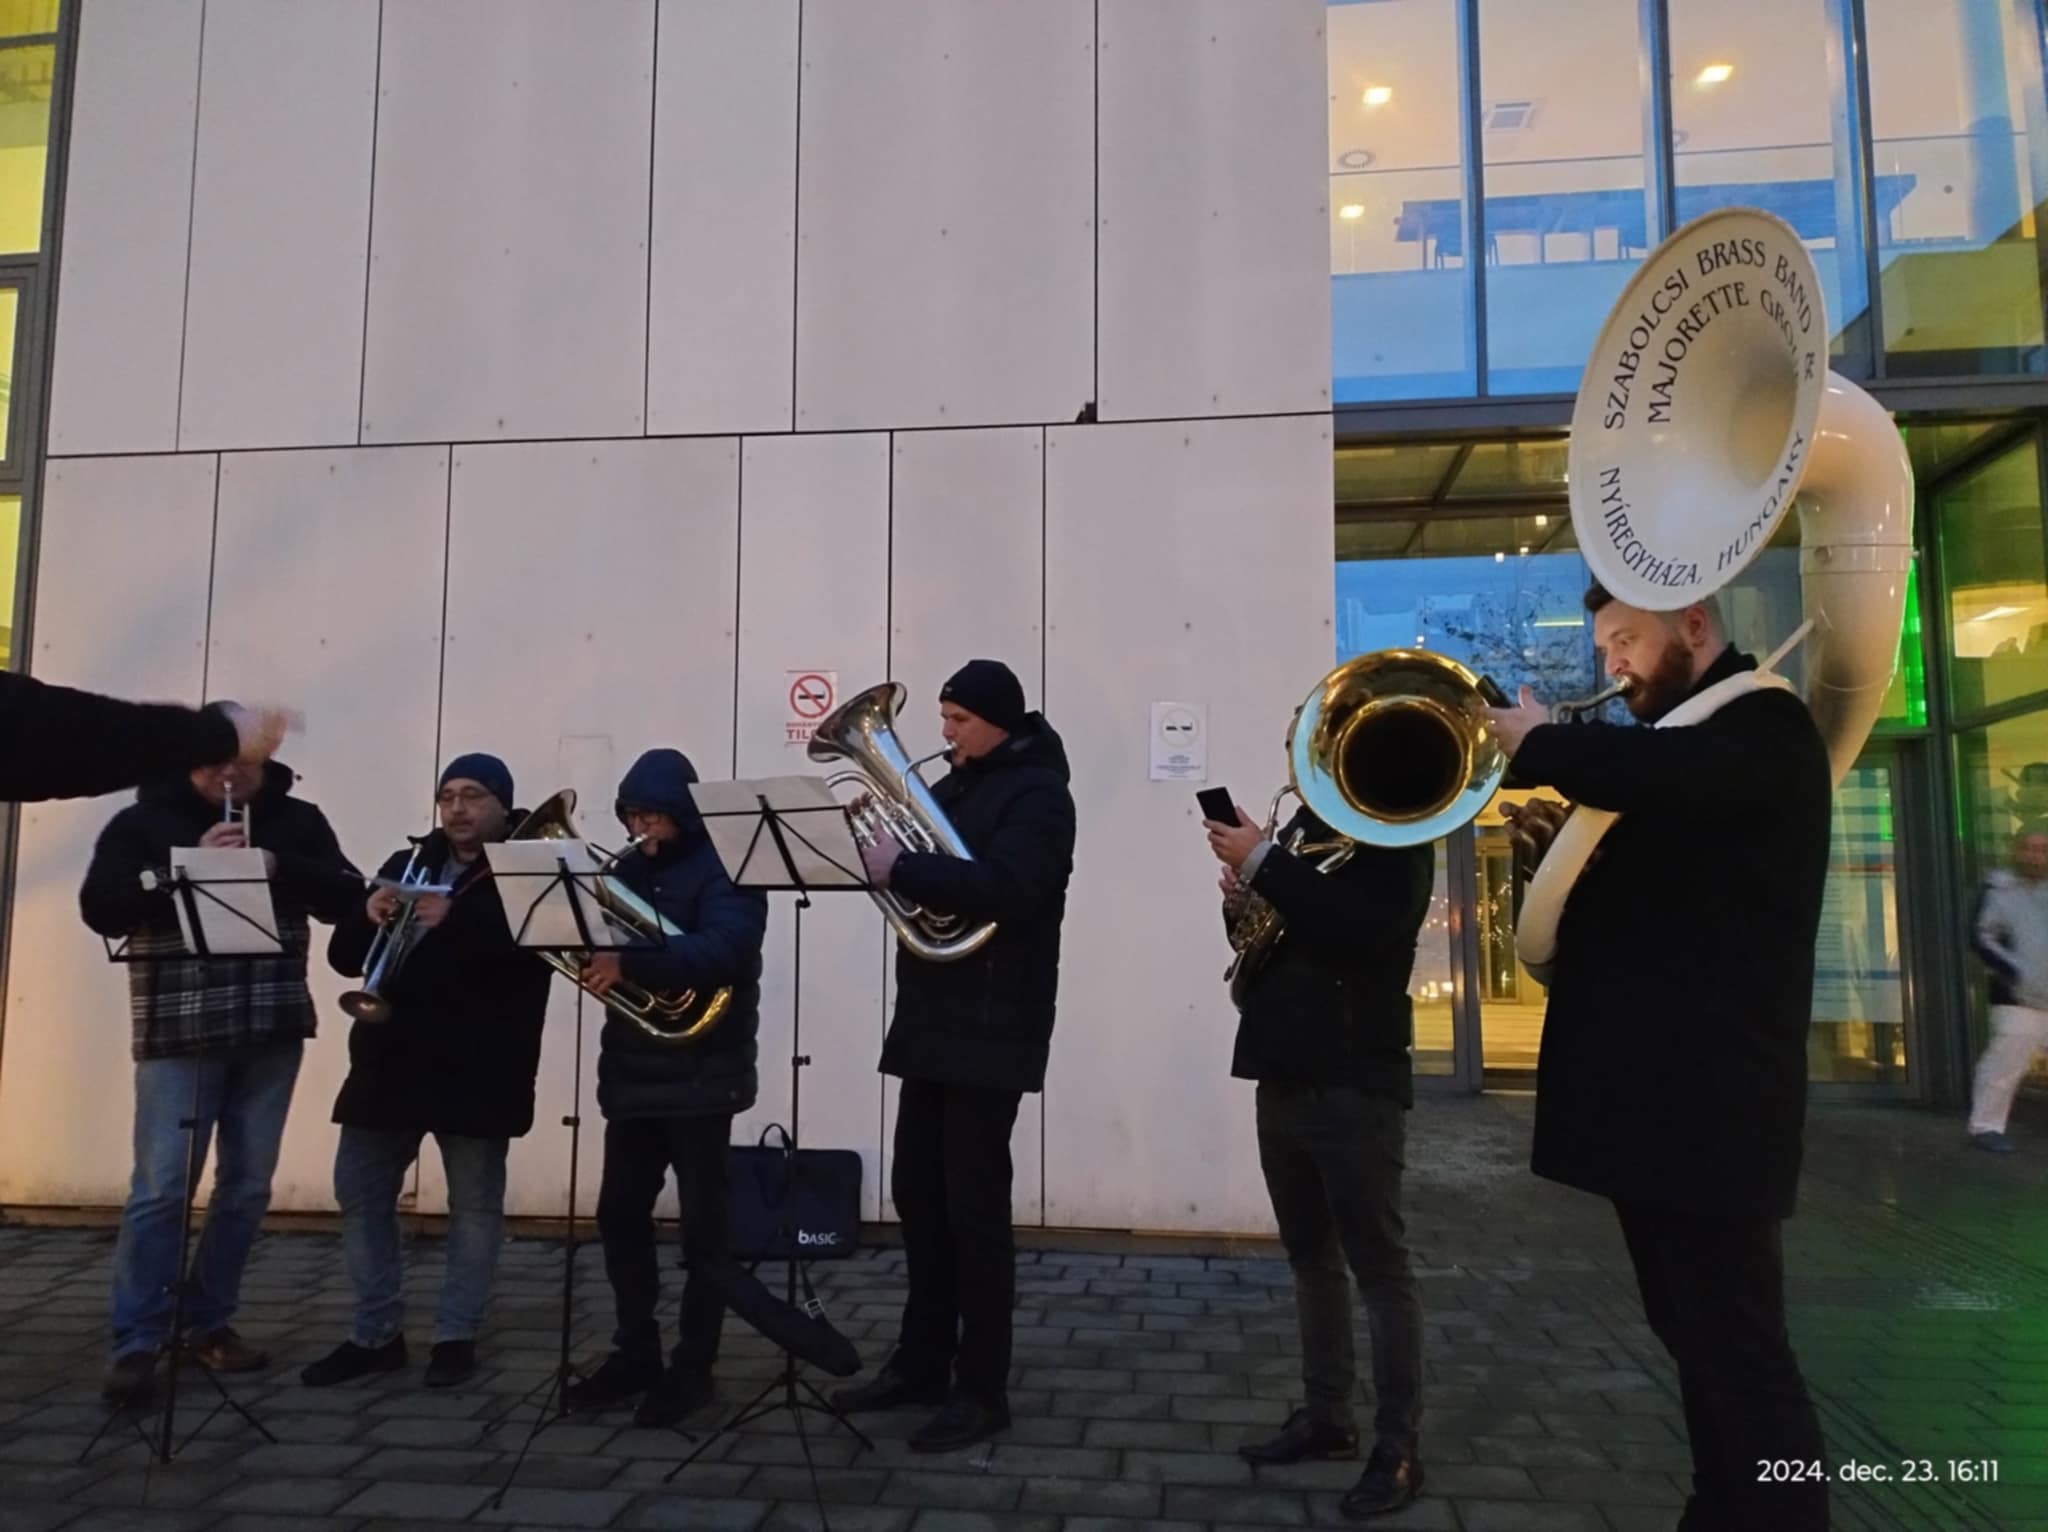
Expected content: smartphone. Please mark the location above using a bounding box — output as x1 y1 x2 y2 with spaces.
1196 787 1239 825
1474 674 1510 708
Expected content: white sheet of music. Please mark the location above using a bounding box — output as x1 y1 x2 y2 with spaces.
688 776 868 891
165 848 284 956
483 838 637 949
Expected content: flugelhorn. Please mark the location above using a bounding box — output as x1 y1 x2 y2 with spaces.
807 681 996 963
1513 206 1914 978
337 838 437 1025
505 790 732 1044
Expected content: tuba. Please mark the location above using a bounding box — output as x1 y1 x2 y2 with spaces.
1513 207 1915 978
505 789 733 1044
807 681 996 963
1225 650 1508 1007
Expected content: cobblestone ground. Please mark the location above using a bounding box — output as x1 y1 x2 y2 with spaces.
0 1094 2041 1532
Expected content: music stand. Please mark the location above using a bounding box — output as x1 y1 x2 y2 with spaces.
663 776 875 1497
480 836 692 1505
83 853 284 1470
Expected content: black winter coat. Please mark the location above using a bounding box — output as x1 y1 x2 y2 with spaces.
1511 646 1832 1220
882 714 1076 1094
327 829 555 1140
1 672 241 804
597 750 769 1121
1228 810 1434 1106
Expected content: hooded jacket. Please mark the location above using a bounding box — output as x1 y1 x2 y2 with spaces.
0 672 243 805
327 821 555 1139
78 759 360 1060
881 713 1076 1094
596 749 769 1120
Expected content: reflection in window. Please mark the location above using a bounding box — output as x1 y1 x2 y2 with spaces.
0 492 17 669
0 1 55 39
1939 438 2048 717
0 285 16 455
1328 0 1476 402
1669 0 1869 363
0 42 51 254
1480 0 1644 394
1810 761 1907 1083
1866 0 2046 374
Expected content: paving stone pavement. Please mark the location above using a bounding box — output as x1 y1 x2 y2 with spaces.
0 1094 2041 1531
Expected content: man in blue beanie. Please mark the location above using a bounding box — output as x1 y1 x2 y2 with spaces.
565 747 769 1428
305 753 552 1390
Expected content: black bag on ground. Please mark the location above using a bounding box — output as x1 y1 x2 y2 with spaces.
726 1123 863 1261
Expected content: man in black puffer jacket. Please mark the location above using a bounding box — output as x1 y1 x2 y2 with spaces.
304 753 554 1393
1206 798 1433 1519
565 748 768 1429
831 660 1076 1454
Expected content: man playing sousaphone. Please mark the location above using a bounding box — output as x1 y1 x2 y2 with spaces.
307 753 552 1390
1487 585 1833 1531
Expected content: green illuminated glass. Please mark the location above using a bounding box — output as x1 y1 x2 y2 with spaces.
0 43 52 254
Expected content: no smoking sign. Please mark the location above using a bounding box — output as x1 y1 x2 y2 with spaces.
786 671 838 746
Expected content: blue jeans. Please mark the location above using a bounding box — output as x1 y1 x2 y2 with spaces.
334 1125 509 1347
109 1040 304 1360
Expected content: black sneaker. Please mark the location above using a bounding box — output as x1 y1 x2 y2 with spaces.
562 1350 662 1411
634 1365 714 1428
1240 1406 1360 1464
101 1348 160 1409
1339 1443 1425 1519
424 1340 477 1389
300 1336 408 1388
909 1392 1011 1453
829 1362 947 1414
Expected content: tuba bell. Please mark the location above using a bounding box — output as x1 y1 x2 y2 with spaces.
505 789 733 1044
1513 206 1915 978
807 681 997 963
1225 649 1507 1007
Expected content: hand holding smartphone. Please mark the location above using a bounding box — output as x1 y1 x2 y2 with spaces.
1196 787 1239 826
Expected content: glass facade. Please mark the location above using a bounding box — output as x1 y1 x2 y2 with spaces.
1331 0 2048 400
0 9 52 673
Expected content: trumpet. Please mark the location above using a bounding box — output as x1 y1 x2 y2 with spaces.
338 839 439 1025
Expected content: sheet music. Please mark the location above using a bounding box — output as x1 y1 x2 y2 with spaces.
689 775 869 890
165 848 284 956
483 839 638 949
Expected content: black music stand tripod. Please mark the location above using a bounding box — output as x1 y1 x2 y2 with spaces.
83 862 284 1469
479 840 692 1506
664 775 875 1490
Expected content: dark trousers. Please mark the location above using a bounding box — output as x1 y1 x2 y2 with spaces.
595 1113 733 1372
1615 1204 1828 1532
1255 1082 1423 1454
890 1077 1024 1403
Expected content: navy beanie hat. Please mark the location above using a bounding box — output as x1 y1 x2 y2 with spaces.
440 752 514 811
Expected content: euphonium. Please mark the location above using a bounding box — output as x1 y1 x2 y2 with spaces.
506 789 732 1044
1224 649 1508 1007
807 681 996 963
1513 206 1915 978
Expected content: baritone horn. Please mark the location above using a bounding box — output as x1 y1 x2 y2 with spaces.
505 789 733 1044
1513 206 1914 978
1224 649 1507 1007
807 681 997 963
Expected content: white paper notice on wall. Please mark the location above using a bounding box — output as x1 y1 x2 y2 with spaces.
786 670 838 747
1149 702 1208 783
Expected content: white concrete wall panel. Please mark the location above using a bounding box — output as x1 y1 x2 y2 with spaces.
178 0 380 452
204 445 449 1212
734 433 890 1219
647 0 800 436
438 437 741 1217
47 0 203 456
794 0 1094 432
1042 415 1334 1233
0 455 220 1203
1098 0 1330 420
883 426 1046 1224
360 0 656 445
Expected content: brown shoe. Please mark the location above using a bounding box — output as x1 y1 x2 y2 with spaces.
184 1328 270 1373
